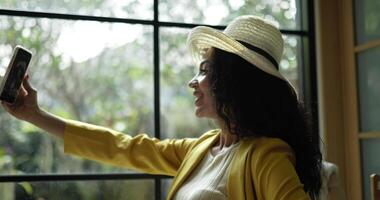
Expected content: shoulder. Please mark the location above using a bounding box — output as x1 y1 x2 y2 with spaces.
199 129 220 139
241 136 292 151
252 137 293 153
241 137 295 165
182 129 220 150
190 129 220 146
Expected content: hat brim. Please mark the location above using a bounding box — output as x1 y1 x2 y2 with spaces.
186 26 285 80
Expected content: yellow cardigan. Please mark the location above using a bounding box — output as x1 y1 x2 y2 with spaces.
63 119 310 200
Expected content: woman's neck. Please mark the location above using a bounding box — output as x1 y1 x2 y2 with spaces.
214 121 239 149
209 119 239 150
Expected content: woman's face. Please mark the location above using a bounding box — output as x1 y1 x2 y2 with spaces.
188 60 218 119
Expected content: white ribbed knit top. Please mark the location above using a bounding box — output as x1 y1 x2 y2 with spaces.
173 142 240 200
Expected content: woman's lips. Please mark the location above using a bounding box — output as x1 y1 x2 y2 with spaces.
193 90 203 106
195 97 202 106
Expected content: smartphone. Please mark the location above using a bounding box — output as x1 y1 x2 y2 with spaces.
0 46 32 104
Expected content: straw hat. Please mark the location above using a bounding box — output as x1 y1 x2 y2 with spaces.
187 15 286 80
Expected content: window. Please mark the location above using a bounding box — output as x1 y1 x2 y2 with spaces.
0 0 316 199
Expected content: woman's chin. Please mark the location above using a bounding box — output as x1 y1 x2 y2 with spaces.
194 108 214 119
194 108 205 118
194 111 203 118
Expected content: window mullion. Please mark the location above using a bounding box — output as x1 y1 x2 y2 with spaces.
153 0 162 199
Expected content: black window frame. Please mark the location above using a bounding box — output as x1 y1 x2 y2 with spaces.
0 0 317 199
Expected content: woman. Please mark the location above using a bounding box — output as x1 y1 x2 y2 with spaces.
2 15 322 199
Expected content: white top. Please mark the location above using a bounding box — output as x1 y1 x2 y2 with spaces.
173 142 240 200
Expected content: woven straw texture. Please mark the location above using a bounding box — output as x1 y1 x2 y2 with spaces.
187 15 285 80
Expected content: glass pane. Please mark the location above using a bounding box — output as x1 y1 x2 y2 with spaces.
357 47 380 132
160 27 213 139
354 0 380 44
0 180 154 200
2 0 153 20
161 178 173 199
159 0 300 29
361 139 380 200
0 16 154 174
159 28 301 139
280 35 301 94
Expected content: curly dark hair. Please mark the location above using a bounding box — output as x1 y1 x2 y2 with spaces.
206 47 322 199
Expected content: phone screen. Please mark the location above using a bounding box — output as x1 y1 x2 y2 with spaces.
0 47 32 104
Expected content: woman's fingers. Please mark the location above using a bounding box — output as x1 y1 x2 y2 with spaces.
23 75 37 94
1 74 39 120
1 100 16 114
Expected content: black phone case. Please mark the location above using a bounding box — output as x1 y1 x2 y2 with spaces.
0 47 32 104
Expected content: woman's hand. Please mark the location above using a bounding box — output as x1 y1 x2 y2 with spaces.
1 74 40 122
1 74 65 138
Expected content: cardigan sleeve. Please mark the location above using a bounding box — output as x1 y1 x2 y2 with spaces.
251 138 310 200
63 119 198 176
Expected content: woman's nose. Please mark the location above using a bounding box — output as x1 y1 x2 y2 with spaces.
188 77 198 88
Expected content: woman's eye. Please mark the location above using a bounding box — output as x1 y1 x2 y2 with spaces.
199 69 208 75
197 60 212 75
